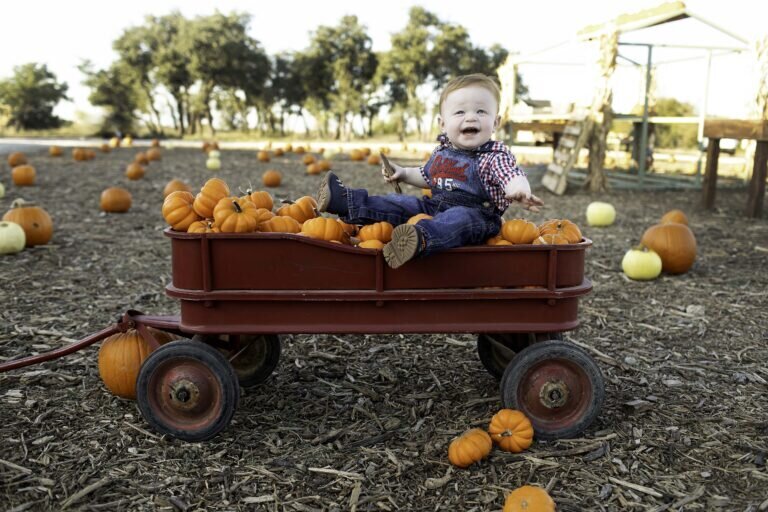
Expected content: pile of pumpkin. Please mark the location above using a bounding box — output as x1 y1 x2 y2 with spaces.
621 209 696 281
487 218 583 245
449 409 556 511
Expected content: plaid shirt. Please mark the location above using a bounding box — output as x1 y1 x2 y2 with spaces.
420 137 527 213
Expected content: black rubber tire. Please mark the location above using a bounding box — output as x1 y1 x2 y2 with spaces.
136 339 240 442
478 332 563 380
500 340 604 440
193 334 281 388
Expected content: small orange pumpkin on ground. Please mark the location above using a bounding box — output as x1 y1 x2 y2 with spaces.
7 152 27 167
448 428 493 468
100 187 132 213
11 165 36 186
2 199 53 246
100 143 111 153
503 485 555 512
306 163 322 175
163 179 191 198
641 222 697 274
273 148 285 157
49 146 63 157
302 154 316 166
257 150 271 162
125 163 145 180
367 154 381 165
502 219 538 244
349 149 364 161
146 148 162 161
262 170 282 187
488 409 534 453
318 159 332 172
660 209 688 225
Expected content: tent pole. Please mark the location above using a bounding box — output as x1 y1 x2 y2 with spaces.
639 44 653 185
695 50 714 185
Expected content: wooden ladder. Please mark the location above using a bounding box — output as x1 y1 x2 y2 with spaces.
541 116 593 195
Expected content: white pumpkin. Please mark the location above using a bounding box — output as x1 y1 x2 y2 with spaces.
206 157 221 170
622 247 662 280
586 201 616 227
208 150 221 159
0 221 26 255
0 181 5 199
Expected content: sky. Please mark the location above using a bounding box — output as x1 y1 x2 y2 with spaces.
0 0 766 125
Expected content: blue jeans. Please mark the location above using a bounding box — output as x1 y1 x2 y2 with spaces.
341 189 502 256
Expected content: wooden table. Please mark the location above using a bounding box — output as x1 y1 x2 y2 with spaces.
703 119 768 218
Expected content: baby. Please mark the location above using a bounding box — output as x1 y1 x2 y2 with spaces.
317 73 543 268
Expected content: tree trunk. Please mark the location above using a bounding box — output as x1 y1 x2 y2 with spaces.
586 106 611 192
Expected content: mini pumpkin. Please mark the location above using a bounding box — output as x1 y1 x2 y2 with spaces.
193 178 231 218
273 148 285 157
488 409 534 453
100 187 132 213
501 219 538 244
367 154 381 165
49 146 63 157
262 170 282 187
243 189 274 211
660 209 688 225
151 138 161 148
349 149 364 161
538 219 581 243
162 191 201 231
2 199 53 246
503 485 555 512
187 220 221 233
146 148 162 161
302 154 317 166
125 163 145 180
306 163 322 175
318 159 332 172
294 146 306 154
259 216 301 233
72 148 87 161
358 221 394 243
213 197 270 233
7 152 27 167
533 234 569 245
358 239 384 250
100 143 111 153
301 217 345 241
257 150 271 162
134 152 149 165
448 428 493 468
163 179 191 198
11 165 36 186
276 196 317 223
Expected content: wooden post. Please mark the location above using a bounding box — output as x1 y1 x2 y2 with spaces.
702 138 720 210
746 140 768 217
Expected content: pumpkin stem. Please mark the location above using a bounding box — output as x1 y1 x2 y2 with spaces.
280 198 296 205
232 200 243 213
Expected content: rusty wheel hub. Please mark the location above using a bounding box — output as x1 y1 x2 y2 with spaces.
539 380 569 408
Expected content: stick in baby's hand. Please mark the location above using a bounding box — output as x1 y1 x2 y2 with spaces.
380 152 402 194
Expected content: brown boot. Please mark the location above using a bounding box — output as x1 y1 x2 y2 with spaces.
384 224 423 269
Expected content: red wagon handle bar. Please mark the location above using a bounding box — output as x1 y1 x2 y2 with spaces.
0 311 182 374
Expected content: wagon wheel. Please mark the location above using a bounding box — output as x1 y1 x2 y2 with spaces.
478 332 563 380
192 334 281 388
500 340 604 440
136 340 240 442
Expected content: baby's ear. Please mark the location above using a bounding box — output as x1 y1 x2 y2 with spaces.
493 115 501 131
437 115 444 131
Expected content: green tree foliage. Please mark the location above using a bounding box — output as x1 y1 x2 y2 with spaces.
79 61 143 135
653 97 698 149
0 63 69 130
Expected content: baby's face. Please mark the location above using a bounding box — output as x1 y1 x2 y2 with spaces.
439 85 500 150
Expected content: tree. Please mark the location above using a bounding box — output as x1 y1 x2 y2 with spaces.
268 53 307 136
652 97 698 149
80 61 143 135
0 63 69 130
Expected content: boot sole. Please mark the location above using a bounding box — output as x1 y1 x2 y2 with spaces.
384 224 420 269
316 173 333 212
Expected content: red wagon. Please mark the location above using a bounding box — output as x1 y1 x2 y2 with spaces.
1 230 601 442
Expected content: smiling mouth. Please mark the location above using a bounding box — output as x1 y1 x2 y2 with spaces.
461 128 479 135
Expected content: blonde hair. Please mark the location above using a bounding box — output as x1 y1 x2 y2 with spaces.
439 74 501 113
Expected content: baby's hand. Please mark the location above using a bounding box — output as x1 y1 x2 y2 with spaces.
382 161 406 183
504 177 544 213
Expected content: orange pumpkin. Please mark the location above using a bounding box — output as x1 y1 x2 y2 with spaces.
538 219 582 243
448 428 493 468
162 191 200 231
660 209 688 225
72 148 87 161
193 178 230 218
358 239 384 250
502 219 538 244
273 148 285 157
98 328 175 399
134 152 149 165
243 190 273 211
259 216 301 233
100 143 111 153
163 179 191 198
367 154 381 165
294 146 306 154
276 196 317 223
358 221 394 243
533 234 569 245
338 220 358 237
488 409 534 453
503 485 555 512
49 146 63 157
257 150 271 162
407 214 433 225
302 154 316 166
146 148 162 161
7 152 27 167
85 149 96 160
2 199 54 246
640 223 696 274
306 163 322 175
349 149 364 161
125 163 145 180
318 159 332 172
100 187 132 213
187 220 221 233
301 217 345 241
262 170 282 187
11 165 36 186
151 138 161 148
213 198 270 233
